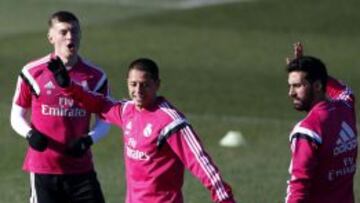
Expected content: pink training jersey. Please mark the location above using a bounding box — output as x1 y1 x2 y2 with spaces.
63 84 236 203
12 53 108 174
286 77 357 203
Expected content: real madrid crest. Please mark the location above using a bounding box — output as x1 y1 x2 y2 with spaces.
81 80 89 90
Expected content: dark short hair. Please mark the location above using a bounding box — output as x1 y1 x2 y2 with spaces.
287 56 328 92
128 58 160 81
48 11 79 27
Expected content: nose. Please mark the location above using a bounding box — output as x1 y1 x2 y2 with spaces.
135 84 141 92
65 31 73 40
67 30 79 40
134 84 145 93
288 86 295 97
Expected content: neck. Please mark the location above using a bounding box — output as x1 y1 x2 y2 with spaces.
309 92 327 111
55 54 78 67
135 97 158 111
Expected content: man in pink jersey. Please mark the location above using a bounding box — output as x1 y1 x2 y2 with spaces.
10 11 109 203
47 57 236 203
285 44 357 203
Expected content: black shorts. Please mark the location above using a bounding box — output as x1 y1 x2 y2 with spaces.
29 171 105 203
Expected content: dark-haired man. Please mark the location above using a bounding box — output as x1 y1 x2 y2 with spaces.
47 57 236 203
285 44 357 203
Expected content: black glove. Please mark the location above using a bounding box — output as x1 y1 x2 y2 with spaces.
48 57 70 87
26 129 48 152
66 136 93 157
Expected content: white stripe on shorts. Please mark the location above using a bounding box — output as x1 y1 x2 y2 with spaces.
30 173 38 203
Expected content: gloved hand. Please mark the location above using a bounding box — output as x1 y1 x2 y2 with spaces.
66 136 93 157
48 56 70 87
26 129 48 152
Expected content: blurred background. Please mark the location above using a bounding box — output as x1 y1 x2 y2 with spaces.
1 0 359 202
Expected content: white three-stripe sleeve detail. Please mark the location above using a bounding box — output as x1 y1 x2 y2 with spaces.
21 56 49 96
160 102 180 119
289 124 322 144
337 87 353 101
21 67 41 96
160 118 188 136
341 121 355 139
93 74 107 93
159 101 229 200
182 126 229 201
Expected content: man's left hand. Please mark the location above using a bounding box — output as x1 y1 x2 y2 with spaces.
66 136 93 157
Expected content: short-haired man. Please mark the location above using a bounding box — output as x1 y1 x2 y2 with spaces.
10 11 109 203
47 57 236 203
285 44 357 203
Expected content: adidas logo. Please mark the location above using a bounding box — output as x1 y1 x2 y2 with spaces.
44 81 55 89
143 123 153 137
333 121 357 156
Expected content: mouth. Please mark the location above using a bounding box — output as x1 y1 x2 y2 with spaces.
134 95 144 101
67 43 76 51
293 99 301 104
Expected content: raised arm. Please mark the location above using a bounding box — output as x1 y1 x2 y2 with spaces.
47 56 111 113
47 57 124 126
326 76 355 105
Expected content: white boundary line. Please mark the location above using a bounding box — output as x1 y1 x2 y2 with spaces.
65 0 254 10
170 0 255 9
0 0 255 38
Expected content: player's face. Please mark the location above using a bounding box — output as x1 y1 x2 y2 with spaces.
288 71 314 112
127 69 159 110
48 19 81 60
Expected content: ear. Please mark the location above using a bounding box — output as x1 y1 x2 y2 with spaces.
155 79 161 90
313 80 323 92
47 29 54 44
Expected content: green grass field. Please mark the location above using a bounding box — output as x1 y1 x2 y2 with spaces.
1 0 360 202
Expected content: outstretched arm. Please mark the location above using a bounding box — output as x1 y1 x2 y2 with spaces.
165 123 236 203
47 56 124 125
47 56 111 113
47 57 124 157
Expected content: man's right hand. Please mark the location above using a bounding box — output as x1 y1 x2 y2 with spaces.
26 129 48 152
66 136 93 158
286 42 304 65
48 56 70 87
